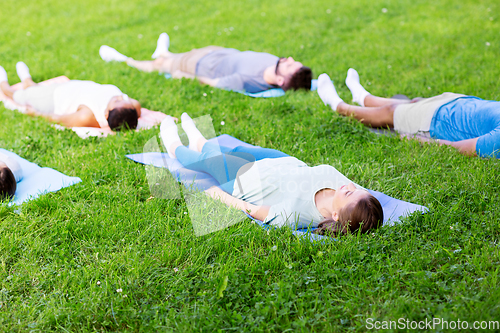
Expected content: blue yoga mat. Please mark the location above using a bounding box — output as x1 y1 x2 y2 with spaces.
0 149 82 206
126 135 428 240
163 73 317 98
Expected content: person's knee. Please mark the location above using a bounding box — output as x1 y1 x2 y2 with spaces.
382 104 397 126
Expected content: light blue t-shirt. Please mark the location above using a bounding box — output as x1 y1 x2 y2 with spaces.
430 97 500 158
196 49 278 93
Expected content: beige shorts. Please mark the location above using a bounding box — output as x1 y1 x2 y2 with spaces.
12 83 63 114
168 46 224 75
393 93 465 134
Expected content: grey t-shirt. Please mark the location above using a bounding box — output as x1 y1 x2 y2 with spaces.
196 48 278 93
231 157 364 229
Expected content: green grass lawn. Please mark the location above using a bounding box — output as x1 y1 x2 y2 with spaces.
1 0 500 331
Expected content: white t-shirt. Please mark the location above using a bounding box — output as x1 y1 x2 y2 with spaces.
0 152 23 183
231 157 362 228
53 80 122 128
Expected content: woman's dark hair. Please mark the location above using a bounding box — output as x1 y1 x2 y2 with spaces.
283 66 313 91
0 166 16 200
314 194 383 236
107 107 138 131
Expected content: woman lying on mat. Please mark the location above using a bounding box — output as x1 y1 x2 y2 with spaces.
317 68 500 158
0 62 141 131
160 113 383 236
0 152 22 199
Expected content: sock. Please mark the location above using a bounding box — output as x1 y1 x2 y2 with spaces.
151 32 170 59
99 45 128 62
160 116 181 158
317 73 343 111
345 68 370 107
16 62 31 81
181 113 205 151
0 66 7 83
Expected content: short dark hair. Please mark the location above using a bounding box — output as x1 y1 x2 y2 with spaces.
0 166 16 200
283 66 313 91
314 194 384 237
107 107 138 131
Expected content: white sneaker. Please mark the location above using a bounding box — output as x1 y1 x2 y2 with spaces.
99 45 128 62
151 33 170 59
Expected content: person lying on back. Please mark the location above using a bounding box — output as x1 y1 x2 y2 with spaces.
100 32 313 93
317 68 500 159
0 62 141 130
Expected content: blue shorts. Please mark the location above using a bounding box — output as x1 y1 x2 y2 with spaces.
430 97 500 158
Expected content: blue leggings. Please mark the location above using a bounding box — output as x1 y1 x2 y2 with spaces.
175 142 289 193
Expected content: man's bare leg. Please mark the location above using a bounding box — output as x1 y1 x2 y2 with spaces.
125 52 180 74
0 64 37 98
345 68 412 108
317 74 396 128
336 102 396 128
0 65 14 98
0 81 14 99
364 94 410 107
21 77 36 89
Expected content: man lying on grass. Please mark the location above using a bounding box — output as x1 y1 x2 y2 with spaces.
100 32 312 93
0 62 141 131
317 69 500 159
0 151 22 200
159 113 383 236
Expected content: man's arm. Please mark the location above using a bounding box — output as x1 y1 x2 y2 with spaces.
26 105 100 128
438 138 478 156
172 70 220 87
196 76 219 87
402 134 478 156
205 186 270 221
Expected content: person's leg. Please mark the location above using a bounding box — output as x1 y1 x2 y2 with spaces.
175 144 250 193
15 62 35 90
0 81 14 99
151 32 170 59
99 43 183 73
345 68 410 107
336 102 397 128
0 69 14 99
229 146 289 161
318 72 401 128
125 55 180 73
364 95 410 107
0 65 15 99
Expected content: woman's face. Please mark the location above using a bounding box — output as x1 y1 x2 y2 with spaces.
331 183 369 217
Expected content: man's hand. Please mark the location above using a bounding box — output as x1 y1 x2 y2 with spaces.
172 70 195 79
401 133 478 156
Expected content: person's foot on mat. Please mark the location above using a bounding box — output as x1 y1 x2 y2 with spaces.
160 116 181 159
181 113 206 151
99 45 128 62
317 73 343 111
152 32 170 59
345 68 370 107
16 62 31 81
0 66 7 83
